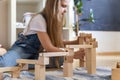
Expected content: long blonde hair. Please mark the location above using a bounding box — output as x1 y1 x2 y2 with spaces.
41 0 64 47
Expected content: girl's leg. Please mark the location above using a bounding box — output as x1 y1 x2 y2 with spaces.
0 46 34 67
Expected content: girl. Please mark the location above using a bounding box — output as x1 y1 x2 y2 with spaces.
0 0 84 67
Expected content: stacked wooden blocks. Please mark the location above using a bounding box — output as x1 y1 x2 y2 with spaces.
78 32 98 67
0 33 98 80
112 62 120 80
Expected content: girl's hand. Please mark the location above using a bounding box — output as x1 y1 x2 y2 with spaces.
74 48 85 61
0 44 2 48
0 44 7 56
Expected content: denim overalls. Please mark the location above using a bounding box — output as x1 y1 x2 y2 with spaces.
0 33 63 67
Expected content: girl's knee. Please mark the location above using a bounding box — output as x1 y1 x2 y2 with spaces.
0 48 7 56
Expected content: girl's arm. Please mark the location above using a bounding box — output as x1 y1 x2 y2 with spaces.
63 36 80 46
37 31 64 52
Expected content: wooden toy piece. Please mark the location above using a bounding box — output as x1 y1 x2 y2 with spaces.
0 51 70 80
35 56 46 80
0 67 20 72
85 48 96 74
79 32 85 38
87 33 92 39
0 67 21 78
64 48 74 63
79 48 85 67
112 68 120 80
66 44 96 74
63 48 74 77
116 62 120 68
63 62 73 77
17 52 69 80
0 73 3 80
12 64 28 78
79 33 92 67
17 56 49 80
55 57 60 68
66 44 93 49
0 64 27 78
79 37 84 44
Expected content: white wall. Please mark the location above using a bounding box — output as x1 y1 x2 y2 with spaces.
0 0 8 48
79 31 120 53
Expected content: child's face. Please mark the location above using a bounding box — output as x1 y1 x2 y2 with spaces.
59 0 69 15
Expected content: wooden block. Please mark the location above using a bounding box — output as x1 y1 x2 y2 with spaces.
0 67 22 78
66 48 74 56
17 59 37 64
39 52 69 57
87 34 92 39
12 70 20 78
63 62 73 77
85 38 91 44
38 56 49 65
22 64 29 70
35 65 45 80
66 44 93 49
79 55 85 67
64 48 74 63
79 33 86 37
18 63 28 71
55 57 60 68
0 67 20 72
116 62 120 68
92 41 98 48
79 37 84 44
85 48 96 74
112 68 120 80
64 56 73 63
0 73 3 80
92 38 96 42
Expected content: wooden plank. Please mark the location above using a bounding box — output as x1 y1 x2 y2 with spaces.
63 62 73 77
0 73 3 80
39 52 69 57
112 68 120 80
35 65 45 80
116 62 120 68
66 45 93 48
38 56 49 65
17 59 37 64
17 58 49 65
0 67 20 72
86 48 96 74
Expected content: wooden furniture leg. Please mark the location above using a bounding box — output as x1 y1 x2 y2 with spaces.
35 64 45 80
86 48 96 74
63 62 73 77
63 48 74 77
0 51 71 80
112 68 120 80
0 73 3 80
66 44 96 74
0 67 21 78
17 52 69 80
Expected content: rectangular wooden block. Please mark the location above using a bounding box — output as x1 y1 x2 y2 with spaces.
66 44 93 49
39 52 69 57
117 62 120 68
0 67 20 72
35 65 45 80
63 62 73 77
64 56 73 63
112 68 120 80
0 73 3 80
